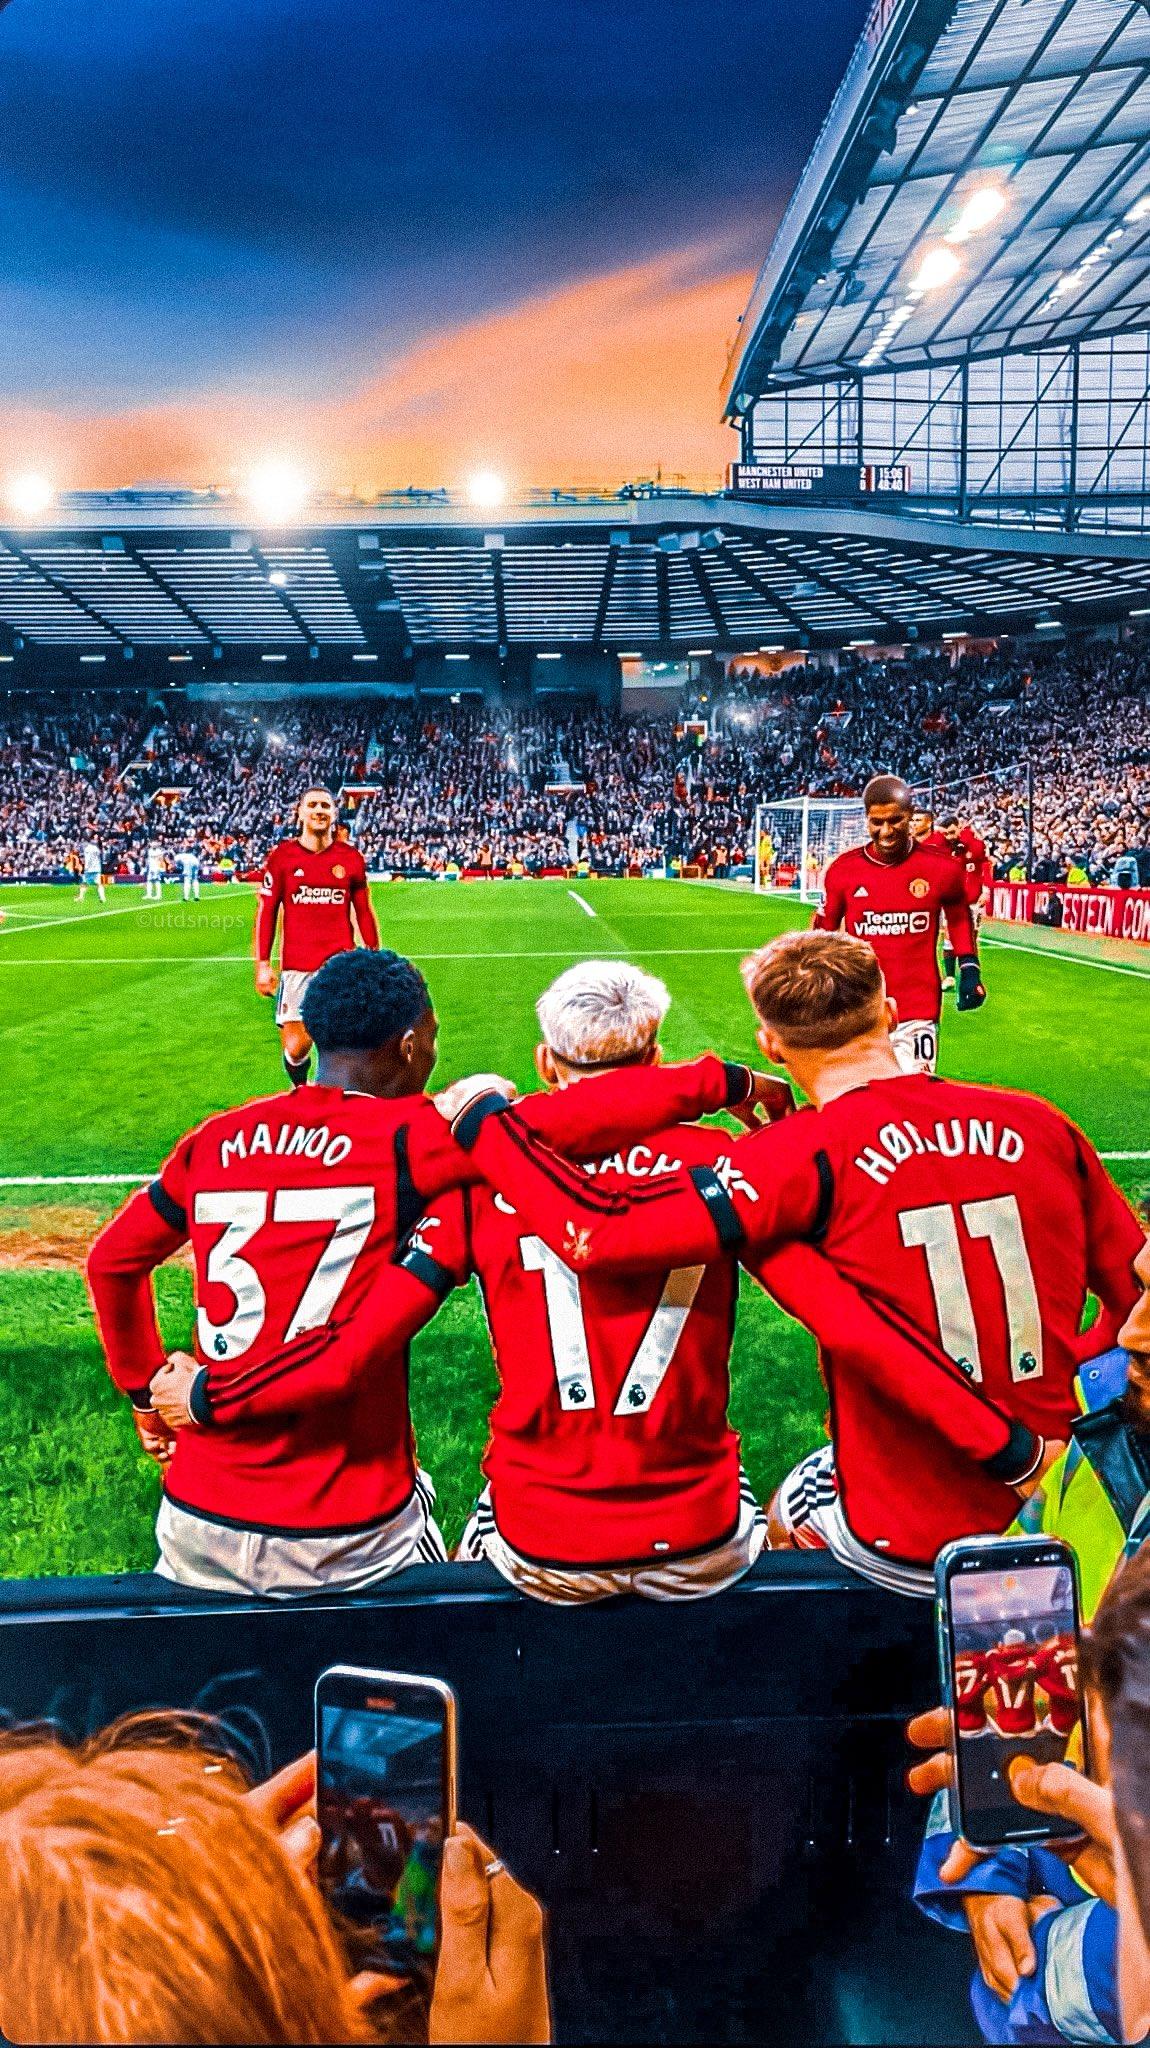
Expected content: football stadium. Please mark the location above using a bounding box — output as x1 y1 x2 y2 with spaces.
1 0 1150 2041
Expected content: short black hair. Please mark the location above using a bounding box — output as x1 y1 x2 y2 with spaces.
863 774 913 812
302 950 431 1051
939 814 960 829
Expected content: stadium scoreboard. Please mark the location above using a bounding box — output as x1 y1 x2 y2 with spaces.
726 463 912 498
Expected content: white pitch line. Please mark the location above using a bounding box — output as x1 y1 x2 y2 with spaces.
982 935 1150 980
0 1173 152 1188
0 898 162 940
567 889 597 919
0 945 766 969
4 1153 1149 1190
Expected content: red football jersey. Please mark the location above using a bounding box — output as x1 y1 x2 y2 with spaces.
985 1642 1039 1736
255 838 379 972
462 1071 1145 1564
814 842 976 1023
86 1056 750 1538
916 829 951 858
399 1123 744 1566
953 826 992 904
954 1650 989 1734
1033 1633 1079 1736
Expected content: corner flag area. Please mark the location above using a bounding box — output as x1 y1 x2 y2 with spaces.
2 875 1147 1578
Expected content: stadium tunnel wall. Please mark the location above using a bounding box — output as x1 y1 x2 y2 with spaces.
0 1553 978 2046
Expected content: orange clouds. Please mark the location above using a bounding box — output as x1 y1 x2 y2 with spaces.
0 244 751 491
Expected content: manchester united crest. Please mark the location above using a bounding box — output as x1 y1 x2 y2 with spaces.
909 876 930 899
332 863 346 880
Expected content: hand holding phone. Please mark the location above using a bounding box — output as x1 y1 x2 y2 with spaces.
935 1536 1089 1852
315 1665 457 1992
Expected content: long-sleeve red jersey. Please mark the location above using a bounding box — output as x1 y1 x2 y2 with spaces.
86 1057 750 1536
450 1071 1146 1565
814 842 977 1024
254 838 380 973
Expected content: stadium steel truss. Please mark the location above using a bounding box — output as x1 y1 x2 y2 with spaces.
6 0 1150 668
0 492 1149 667
724 0 1150 537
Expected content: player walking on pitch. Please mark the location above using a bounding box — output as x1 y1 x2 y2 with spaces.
814 774 985 1073
255 786 381 1088
938 812 992 989
77 837 105 903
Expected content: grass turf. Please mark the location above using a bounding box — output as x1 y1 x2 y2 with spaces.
1 876 1147 1576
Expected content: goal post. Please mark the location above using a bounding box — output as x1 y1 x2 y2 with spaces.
753 761 1033 902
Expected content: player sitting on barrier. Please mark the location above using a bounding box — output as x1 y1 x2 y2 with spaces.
437 931 1146 1595
94 947 767 1597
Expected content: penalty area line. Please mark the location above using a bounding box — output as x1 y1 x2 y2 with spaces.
0 898 163 940
567 890 597 919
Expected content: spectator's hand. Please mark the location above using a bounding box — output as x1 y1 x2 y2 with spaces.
255 961 277 998
246 1749 322 1879
905 1705 953 1801
434 1075 518 1124
963 1890 1059 2001
132 1405 175 1466
1007 1756 1118 1909
149 1350 200 1431
430 1823 550 2045
728 1071 795 1131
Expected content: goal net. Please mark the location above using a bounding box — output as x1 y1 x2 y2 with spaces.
753 763 1031 901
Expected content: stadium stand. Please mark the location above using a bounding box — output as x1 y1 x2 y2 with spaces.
2 638 1148 883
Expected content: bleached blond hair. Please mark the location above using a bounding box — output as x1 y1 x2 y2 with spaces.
536 959 671 1066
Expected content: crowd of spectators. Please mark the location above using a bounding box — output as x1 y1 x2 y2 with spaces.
0 636 1147 886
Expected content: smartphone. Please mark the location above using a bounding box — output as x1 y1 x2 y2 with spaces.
315 1664 458 1986
935 1534 1089 1851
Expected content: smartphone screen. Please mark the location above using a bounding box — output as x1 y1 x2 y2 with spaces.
315 1666 457 1987
939 1539 1087 1850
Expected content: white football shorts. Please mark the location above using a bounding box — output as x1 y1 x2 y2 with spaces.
890 1017 938 1075
275 969 316 1026
456 1472 766 1604
154 1469 447 1599
772 1445 933 1598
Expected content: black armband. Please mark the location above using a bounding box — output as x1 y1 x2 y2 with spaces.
687 1164 745 1251
983 1421 1042 1485
451 1091 512 1151
722 1061 753 1107
398 1245 457 1300
187 1367 215 1427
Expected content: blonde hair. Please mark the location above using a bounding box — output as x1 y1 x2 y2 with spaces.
0 1713 374 2046
536 959 670 1066
741 930 887 1050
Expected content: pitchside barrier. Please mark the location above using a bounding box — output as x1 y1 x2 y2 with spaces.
991 880 1150 945
0 1555 977 2047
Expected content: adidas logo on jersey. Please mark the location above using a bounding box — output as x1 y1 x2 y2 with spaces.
853 886 869 897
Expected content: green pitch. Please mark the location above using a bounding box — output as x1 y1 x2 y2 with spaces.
1 877 1147 1579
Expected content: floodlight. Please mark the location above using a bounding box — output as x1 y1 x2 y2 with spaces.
953 187 1006 240
5 473 54 518
467 469 508 508
910 245 961 294
268 570 288 587
246 463 309 522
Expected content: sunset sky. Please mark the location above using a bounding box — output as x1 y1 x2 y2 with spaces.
0 0 863 492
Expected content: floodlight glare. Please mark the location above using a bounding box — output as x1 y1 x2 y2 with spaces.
952 187 1006 240
910 245 961 294
5 473 54 518
246 462 309 523
268 570 288 588
467 469 508 508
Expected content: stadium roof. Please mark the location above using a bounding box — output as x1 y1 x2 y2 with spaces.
1 492 1149 658
724 0 1150 406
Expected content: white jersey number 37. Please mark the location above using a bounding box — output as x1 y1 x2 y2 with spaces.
194 1186 375 1361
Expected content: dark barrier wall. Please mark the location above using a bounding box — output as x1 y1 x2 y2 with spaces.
0 1555 979 2047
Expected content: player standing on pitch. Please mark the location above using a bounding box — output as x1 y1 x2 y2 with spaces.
938 811 993 990
814 773 984 1073
255 786 381 1088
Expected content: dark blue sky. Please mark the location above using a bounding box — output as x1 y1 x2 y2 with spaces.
0 0 863 414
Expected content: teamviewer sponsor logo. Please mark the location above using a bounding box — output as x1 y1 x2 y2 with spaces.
290 885 347 905
854 910 931 937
